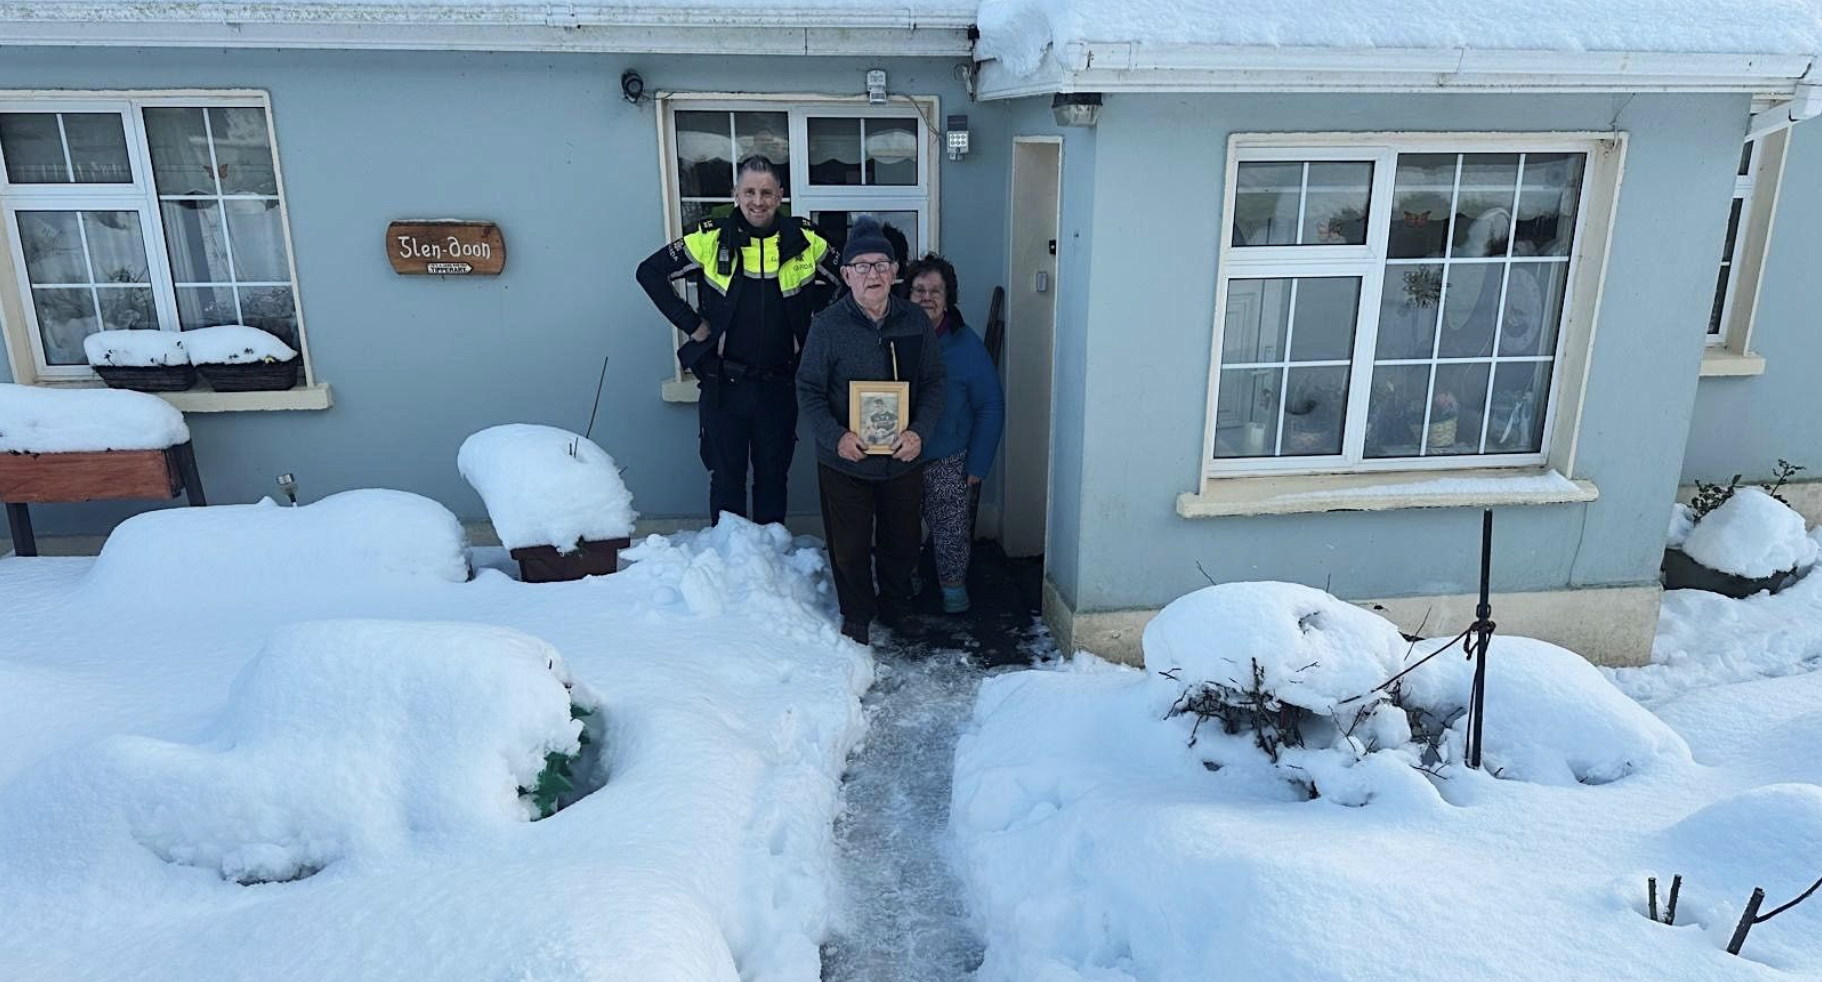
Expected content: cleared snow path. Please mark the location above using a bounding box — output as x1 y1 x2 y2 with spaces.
822 643 988 981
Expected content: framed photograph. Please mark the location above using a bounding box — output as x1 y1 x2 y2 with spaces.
849 380 911 455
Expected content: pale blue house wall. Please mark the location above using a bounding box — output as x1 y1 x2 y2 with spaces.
1682 121 1822 485
0 47 1006 535
1046 92 1748 615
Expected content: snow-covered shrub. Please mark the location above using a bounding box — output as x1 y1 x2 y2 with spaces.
0 381 189 453
2 620 602 885
181 324 297 365
84 489 470 603
1681 486 1818 581
457 423 636 551
82 329 189 367
1397 635 1690 785
1658 785 1822 965
1688 460 1804 523
621 514 835 640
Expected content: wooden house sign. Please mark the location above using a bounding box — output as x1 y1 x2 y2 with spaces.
386 220 505 276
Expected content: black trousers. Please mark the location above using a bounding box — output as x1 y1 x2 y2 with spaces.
817 463 923 626
699 377 797 525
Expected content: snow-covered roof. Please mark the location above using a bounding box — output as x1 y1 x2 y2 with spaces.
1 0 1817 94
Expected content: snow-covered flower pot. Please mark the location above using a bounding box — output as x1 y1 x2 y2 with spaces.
457 424 638 584
1663 488 1818 598
183 325 300 392
83 329 197 392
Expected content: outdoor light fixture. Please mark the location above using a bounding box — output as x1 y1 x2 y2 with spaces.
620 70 645 104
1052 91 1103 128
866 69 888 105
946 114 970 160
276 473 298 506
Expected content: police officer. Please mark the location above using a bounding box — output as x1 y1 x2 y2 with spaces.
636 156 836 525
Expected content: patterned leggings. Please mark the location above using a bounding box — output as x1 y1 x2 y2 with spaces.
921 451 973 585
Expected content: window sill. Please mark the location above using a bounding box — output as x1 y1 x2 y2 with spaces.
661 377 699 403
1176 467 1600 518
1699 349 1766 378
29 378 333 412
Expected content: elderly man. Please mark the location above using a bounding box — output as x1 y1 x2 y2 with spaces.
796 215 945 645
635 155 835 525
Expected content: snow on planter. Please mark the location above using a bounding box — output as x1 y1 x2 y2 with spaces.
82 329 189 367
1681 487 1818 580
84 488 469 602
1397 634 1690 785
0 381 189 452
0 620 599 885
180 324 298 365
458 424 636 552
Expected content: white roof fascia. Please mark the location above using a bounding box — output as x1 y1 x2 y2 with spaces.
975 43 1817 99
0 3 977 56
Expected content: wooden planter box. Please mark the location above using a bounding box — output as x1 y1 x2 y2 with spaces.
1661 546 1809 599
509 537 631 583
0 443 205 557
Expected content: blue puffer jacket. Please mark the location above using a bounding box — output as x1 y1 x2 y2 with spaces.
923 313 1005 480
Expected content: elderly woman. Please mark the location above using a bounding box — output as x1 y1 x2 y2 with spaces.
904 254 1005 614
796 216 945 646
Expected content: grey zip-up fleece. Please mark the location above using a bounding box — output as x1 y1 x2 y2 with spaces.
796 292 946 481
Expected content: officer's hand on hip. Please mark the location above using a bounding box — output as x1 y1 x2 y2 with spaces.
690 320 711 342
891 430 922 462
838 432 867 462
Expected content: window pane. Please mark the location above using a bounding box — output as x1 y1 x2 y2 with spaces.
1707 267 1730 336
97 287 156 331
1287 277 1359 361
865 118 918 186
1451 154 1520 257
1388 154 1455 258
810 211 917 266
1220 278 1290 364
1232 161 1301 246
143 107 216 196
82 211 150 284
0 113 68 183
1428 362 1490 455
681 200 728 228
1719 198 1744 265
31 287 98 364
1364 364 1430 459
808 117 862 186
1738 141 1755 177
160 200 232 283
61 114 132 183
17 211 88 283
1281 365 1349 455
238 285 298 346
225 199 290 282
176 285 237 330
1437 263 1503 358
1376 265 1442 359
208 107 278 195
734 111 790 190
1303 162 1372 245
1213 367 1282 458
1487 362 1552 454
1514 153 1584 257
675 112 733 198
1499 263 1569 357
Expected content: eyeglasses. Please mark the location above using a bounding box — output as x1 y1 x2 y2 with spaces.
909 286 946 299
844 260 896 275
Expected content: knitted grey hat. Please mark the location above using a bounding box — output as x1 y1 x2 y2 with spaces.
841 215 895 266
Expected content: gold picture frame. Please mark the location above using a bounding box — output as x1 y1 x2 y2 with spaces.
849 380 911 455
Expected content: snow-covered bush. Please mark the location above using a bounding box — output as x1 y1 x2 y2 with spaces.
622 514 835 641
458 423 636 551
0 620 602 885
82 329 189 367
0 381 189 453
1681 486 1818 581
181 324 297 365
1142 581 1686 800
84 489 470 602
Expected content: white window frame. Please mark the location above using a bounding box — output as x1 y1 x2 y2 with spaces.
652 92 941 398
1702 119 1787 374
1201 132 1624 482
0 89 316 394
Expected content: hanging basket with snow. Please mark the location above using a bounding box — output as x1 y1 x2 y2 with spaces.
84 329 197 392
1664 485 1817 598
458 424 638 583
184 325 301 392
